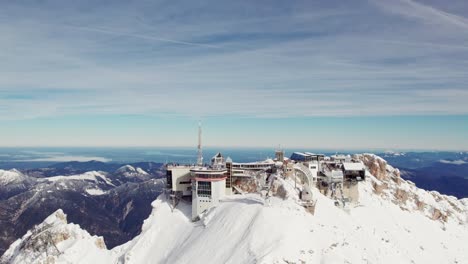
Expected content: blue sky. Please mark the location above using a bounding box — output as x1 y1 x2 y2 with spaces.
1 0 468 150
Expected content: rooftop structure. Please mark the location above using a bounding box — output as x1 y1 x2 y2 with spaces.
211 152 225 169
231 160 275 170
290 152 324 162
342 162 366 181
331 154 351 163
342 162 365 171
275 149 285 162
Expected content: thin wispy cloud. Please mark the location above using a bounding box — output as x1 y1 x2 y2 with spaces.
371 0 468 30
0 0 467 121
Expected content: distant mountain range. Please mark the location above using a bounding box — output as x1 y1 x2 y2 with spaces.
22 160 164 178
0 161 166 256
377 151 468 198
400 163 468 198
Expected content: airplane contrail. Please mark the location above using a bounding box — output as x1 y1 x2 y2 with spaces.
371 39 468 50
65 24 296 60
66 24 222 49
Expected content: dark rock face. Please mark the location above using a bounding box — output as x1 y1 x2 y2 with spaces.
0 163 166 257
0 180 35 200
101 180 165 238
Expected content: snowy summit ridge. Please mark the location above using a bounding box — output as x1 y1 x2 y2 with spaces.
0 209 107 264
2 154 468 264
114 165 150 182
0 169 28 185
116 165 149 177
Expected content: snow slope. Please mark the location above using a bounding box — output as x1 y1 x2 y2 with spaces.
4 189 467 264
115 165 149 177
356 153 468 224
3 155 468 264
0 169 27 185
0 209 114 264
85 188 106 196
39 171 115 186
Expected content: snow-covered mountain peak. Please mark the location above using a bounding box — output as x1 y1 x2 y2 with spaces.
0 169 27 185
40 171 114 186
115 165 149 178
116 165 136 172
0 209 108 264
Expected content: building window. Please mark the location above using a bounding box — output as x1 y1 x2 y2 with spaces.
226 177 231 188
166 171 172 188
197 181 212 197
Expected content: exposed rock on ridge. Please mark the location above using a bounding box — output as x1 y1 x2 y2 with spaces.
355 153 468 225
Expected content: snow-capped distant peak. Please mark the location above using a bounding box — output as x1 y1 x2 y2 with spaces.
439 159 467 165
136 167 149 175
116 165 137 172
0 169 27 185
383 150 405 156
115 165 149 177
41 171 115 186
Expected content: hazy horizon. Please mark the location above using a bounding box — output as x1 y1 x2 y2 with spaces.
1 146 467 168
0 146 467 152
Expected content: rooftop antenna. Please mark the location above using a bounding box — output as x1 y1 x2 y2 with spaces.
197 121 203 166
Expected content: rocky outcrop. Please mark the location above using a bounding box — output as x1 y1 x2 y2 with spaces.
360 155 388 181
355 154 401 183
0 209 107 264
372 181 387 195
233 178 257 193
356 154 468 225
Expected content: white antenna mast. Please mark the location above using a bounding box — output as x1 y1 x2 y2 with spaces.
197 121 203 166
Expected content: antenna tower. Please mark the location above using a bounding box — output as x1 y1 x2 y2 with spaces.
197 122 203 166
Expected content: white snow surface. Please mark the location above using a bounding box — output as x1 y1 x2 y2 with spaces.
5 188 468 264
3 155 468 264
115 165 149 177
85 188 106 196
1 209 113 264
39 171 114 186
0 169 27 185
439 159 467 165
